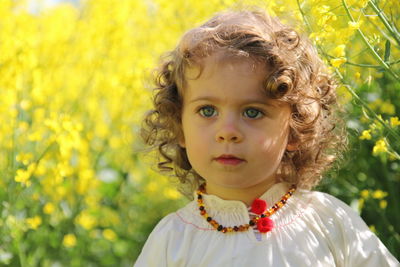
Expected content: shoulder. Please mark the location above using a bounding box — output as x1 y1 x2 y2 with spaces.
296 189 372 235
295 189 399 266
134 202 197 267
147 201 199 237
295 188 359 219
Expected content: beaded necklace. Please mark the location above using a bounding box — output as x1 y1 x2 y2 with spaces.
196 184 296 233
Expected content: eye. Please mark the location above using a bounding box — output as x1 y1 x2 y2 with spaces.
198 105 217 117
244 108 264 119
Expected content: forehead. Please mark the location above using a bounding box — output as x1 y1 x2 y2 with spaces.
183 51 271 102
185 50 266 80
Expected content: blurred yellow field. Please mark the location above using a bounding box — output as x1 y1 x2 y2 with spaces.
0 0 399 265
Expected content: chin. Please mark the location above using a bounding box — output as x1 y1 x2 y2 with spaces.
211 180 253 189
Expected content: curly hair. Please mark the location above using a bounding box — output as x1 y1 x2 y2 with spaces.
141 7 347 199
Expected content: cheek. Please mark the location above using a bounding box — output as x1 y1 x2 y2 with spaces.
257 129 289 151
183 126 205 149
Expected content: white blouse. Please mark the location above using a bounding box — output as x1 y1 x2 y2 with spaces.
134 182 399 267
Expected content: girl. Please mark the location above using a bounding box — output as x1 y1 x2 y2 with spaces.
135 8 399 267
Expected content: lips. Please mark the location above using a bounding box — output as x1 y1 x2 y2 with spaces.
215 154 244 166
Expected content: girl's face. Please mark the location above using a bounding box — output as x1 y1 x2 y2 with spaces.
180 52 292 202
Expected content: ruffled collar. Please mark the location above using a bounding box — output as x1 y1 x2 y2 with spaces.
191 182 293 225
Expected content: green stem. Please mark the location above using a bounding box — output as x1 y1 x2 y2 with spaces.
345 61 384 68
345 59 400 68
15 238 27 267
342 0 400 81
297 0 400 145
296 0 313 33
362 9 399 50
335 69 400 146
368 0 400 47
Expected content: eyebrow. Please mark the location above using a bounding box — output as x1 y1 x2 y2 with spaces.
189 96 276 107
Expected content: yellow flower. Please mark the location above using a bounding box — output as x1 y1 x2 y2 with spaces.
20 99 32 110
330 57 347 68
348 21 361 30
369 225 376 233
379 200 387 209
26 216 42 230
32 193 40 201
28 131 43 142
63 234 77 248
360 189 369 199
43 203 56 214
18 121 29 132
331 44 346 57
75 211 97 230
15 162 40 186
102 229 117 241
315 5 330 14
390 117 400 127
164 188 181 200
145 181 158 193
380 101 395 115
10 108 18 118
352 0 369 8
15 169 32 187
372 189 388 199
16 152 34 165
373 139 388 155
359 130 371 140
358 198 365 212
336 85 352 104
389 153 398 161
355 72 361 79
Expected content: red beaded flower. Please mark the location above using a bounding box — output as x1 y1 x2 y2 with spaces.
250 198 267 214
257 217 274 233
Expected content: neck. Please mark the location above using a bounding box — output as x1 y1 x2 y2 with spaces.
206 178 277 206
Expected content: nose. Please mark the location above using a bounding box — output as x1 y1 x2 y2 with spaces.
215 116 243 143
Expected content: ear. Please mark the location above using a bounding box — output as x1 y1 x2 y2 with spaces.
178 135 186 148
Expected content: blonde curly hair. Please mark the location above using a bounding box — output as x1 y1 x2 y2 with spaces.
141 8 347 198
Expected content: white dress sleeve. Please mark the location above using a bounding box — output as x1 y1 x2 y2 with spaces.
133 213 174 267
317 192 399 267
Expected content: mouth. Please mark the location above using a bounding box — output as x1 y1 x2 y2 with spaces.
214 154 245 166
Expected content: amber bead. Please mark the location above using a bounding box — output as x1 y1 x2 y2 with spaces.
200 210 206 215
233 226 239 232
222 227 227 233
